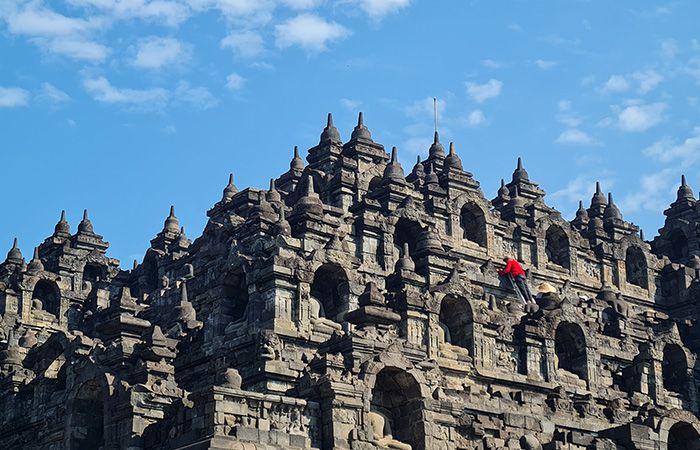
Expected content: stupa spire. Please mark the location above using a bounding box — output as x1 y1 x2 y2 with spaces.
164 205 179 233
222 173 238 201
444 142 463 171
428 131 445 158
383 147 405 182
54 210 70 236
319 112 341 143
290 146 304 171
5 238 23 264
351 111 372 140
77 209 94 234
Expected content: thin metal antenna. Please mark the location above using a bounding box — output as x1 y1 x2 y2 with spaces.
433 97 438 133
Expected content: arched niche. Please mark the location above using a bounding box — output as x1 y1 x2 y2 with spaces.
394 218 422 269
69 379 106 450
459 202 486 247
370 368 424 450
438 295 473 353
223 269 249 323
625 246 648 288
545 225 570 269
32 279 61 317
601 307 620 337
668 421 700 450
662 344 687 397
555 322 587 381
368 176 382 193
83 263 104 285
668 229 689 262
310 263 349 323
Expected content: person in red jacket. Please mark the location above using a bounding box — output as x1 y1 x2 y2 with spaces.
498 256 534 303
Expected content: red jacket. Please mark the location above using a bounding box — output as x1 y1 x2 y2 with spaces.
498 259 526 277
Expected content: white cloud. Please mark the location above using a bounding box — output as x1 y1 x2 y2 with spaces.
538 34 580 47
221 30 265 58
340 98 361 110
660 38 679 60
481 59 502 69
250 61 274 70
4 6 105 36
556 99 582 127
66 0 190 26
2 3 109 61
617 102 667 132
596 116 614 128
406 97 445 119
275 13 350 52
83 77 169 108
550 173 614 216
132 36 189 69
465 79 502 103
686 58 700 84
175 81 218 109
551 175 610 203
555 129 597 146
356 0 411 20
619 169 677 214
535 59 557 70
185 0 275 25
402 136 432 155
84 77 217 110
39 82 71 104
601 70 663 95
602 75 629 93
0 87 29 107
279 0 323 9
45 37 109 61
632 70 663 94
643 127 700 168
226 73 245 90
465 109 486 127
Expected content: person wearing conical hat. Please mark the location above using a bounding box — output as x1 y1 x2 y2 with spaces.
535 282 561 310
537 282 556 294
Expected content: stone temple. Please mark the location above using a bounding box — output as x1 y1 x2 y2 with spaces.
2 113 700 450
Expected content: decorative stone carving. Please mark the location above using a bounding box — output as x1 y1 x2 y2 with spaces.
0 114 695 450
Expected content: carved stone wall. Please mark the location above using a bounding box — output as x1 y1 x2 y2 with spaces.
1 114 700 449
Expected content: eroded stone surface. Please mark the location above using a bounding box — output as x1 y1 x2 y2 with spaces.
1 114 700 449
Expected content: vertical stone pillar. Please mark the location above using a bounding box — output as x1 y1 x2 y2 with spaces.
427 314 440 360
569 247 579 278
523 334 544 381
544 339 557 383
476 326 497 370
649 357 662 402
585 348 598 390
20 289 31 322
296 283 312 336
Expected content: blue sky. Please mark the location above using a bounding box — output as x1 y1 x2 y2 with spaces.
1 0 699 266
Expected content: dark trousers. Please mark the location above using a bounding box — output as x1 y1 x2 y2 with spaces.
514 274 534 303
